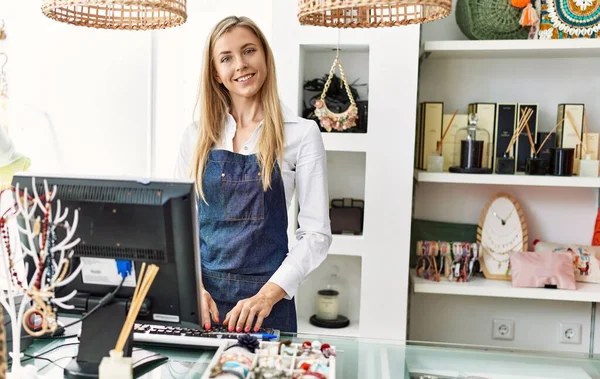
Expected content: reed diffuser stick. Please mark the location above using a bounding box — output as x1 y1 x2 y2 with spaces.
507 108 531 151
114 264 159 354
524 116 537 154
441 109 458 143
437 109 458 155
132 262 147 301
505 107 533 155
535 117 564 156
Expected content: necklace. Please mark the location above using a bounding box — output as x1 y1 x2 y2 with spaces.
491 204 515 226
482 246 511 270
481 233 522 252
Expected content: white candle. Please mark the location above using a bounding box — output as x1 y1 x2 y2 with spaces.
316 289 339 320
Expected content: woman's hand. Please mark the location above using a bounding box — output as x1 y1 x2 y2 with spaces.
200 288 219 330
223 282 286 332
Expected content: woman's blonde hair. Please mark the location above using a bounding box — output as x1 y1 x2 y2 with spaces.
190 15 285 202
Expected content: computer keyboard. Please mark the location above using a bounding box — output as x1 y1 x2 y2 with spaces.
133 323 280 349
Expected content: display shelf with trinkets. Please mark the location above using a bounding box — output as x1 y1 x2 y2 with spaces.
412 0 600 353
202 334 337 379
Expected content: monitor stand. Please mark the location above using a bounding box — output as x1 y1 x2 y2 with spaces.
64 301 167 379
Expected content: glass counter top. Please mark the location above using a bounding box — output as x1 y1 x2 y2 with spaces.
14 331 600 379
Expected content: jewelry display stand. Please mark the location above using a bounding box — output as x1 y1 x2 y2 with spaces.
202 338 336 379
0 178 83 378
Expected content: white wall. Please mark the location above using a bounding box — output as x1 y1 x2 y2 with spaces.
0 1 151 178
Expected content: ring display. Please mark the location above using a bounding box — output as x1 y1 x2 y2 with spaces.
203 339 337 379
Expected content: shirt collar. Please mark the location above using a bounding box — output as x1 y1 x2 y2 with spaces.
225 102 299 131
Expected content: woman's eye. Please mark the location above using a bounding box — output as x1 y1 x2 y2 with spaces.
244 48 256 54
221 56 231 63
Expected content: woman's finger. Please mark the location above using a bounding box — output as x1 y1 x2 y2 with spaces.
227 308 240 332
201 294 212 330
236 303 250 333
209 298 220 324
244 306 258 333
254 310 267 332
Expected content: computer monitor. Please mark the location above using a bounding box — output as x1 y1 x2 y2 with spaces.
11 172 202 377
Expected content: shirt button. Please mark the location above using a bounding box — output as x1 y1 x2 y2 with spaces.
244 146 248 150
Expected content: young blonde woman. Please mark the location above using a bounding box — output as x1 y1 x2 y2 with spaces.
175 16 331 334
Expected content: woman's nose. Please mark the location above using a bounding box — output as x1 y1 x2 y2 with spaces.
236 57 248 71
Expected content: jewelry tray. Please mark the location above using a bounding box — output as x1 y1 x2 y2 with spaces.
202 339 337 379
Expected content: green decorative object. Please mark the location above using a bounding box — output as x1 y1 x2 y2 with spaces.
455 0 529 40
410 218 478 268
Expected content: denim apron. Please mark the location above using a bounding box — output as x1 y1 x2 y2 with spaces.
198 149 297 332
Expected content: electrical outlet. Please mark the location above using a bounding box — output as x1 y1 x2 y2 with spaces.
559 322 582 344
492 319 515 340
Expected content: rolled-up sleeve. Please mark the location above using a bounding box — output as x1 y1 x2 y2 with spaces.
269 123 332 299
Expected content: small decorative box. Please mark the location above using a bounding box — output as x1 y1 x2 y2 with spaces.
202 338 337 379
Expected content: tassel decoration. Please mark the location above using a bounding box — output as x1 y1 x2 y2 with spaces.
519 3 539 26
511 0 530 8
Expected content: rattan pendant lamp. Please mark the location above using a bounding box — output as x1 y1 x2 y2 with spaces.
298 0 451 27
41 0 187 30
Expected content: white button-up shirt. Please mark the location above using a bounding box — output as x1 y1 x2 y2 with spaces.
174 104 332 300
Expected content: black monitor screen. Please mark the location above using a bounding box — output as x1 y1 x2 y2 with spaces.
11 173 202 329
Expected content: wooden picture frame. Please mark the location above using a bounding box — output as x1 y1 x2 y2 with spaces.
477 192 528 280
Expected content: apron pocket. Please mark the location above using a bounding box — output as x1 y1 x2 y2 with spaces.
222 178 265 221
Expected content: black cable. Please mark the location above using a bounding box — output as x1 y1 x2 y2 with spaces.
7 341 80 369
37 354 77 372
59 276 126 332
21 341 80 362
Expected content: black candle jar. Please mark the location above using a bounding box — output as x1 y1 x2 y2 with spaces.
525 155 549 175
460 140 483 169
496 155 515 175
549 147 575 176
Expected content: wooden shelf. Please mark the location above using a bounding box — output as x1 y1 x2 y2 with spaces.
321 133 368 153
410 269 600 303
297 318 360 338
329 235 364 257
422 39 600 60
414 170 600 188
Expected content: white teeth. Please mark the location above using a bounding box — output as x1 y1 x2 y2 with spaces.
236 74 253 82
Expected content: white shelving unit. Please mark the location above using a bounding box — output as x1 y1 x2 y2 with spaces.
297 318 361 338
411 9 600 352
322 133 369 153
410 270 600 303
273 0 420 341
415 170 600 188
329 235 364 257
422 39 600 59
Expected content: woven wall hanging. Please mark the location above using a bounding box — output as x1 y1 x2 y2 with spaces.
41 0 187 30
298 0 452 27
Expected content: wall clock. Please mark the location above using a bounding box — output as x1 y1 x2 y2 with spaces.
477 193 528 280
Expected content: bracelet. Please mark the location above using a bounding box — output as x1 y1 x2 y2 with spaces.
219 353 253 367
221 361 248 379
300 372 327 379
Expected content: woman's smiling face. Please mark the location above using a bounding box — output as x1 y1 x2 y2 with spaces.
213 26 267 101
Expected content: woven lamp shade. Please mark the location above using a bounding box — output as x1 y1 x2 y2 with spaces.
41 0 187 30
298 0 451 27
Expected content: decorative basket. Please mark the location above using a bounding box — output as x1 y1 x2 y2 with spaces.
41 0 187 30
455 0 529 40
298 0 452 28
